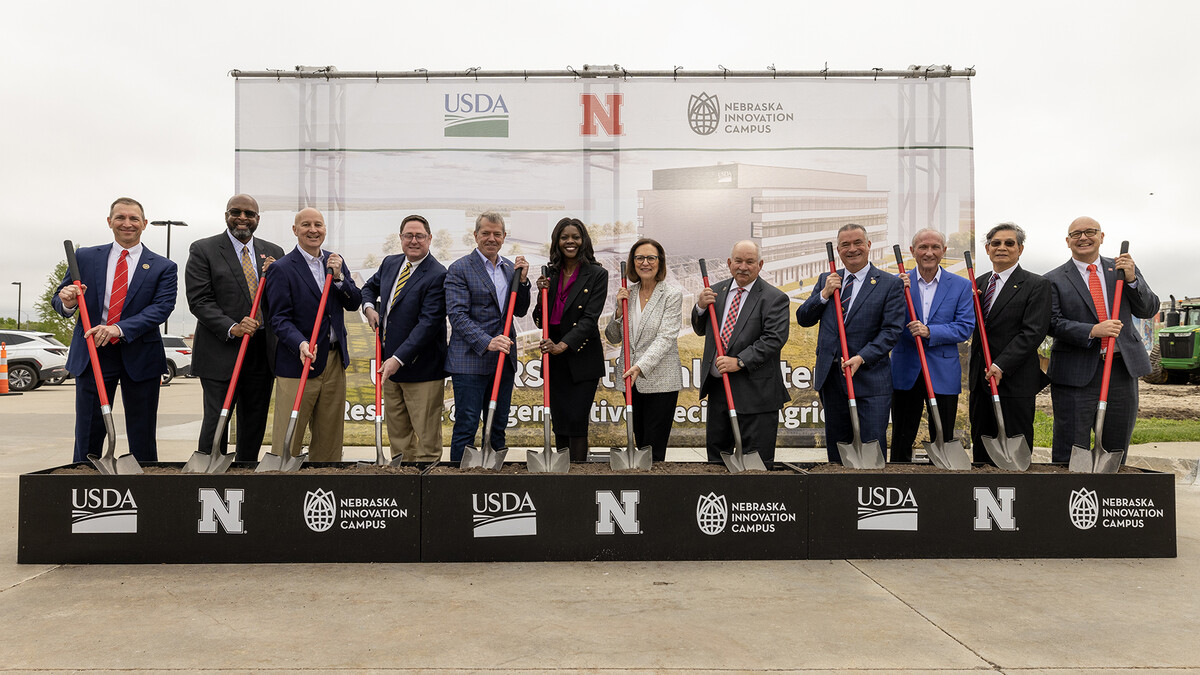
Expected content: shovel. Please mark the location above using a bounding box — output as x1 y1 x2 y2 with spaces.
528 266 570 473
893 246 971 471
461 273 519 470
63 241 142 475
183 268 270 474
825 242 884 470
1070 241 1130 474
610 262 652 471
358 327 404 467
964 251 1031 471
698 259 767 473
256 266 336 473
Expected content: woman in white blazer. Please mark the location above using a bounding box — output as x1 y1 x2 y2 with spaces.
604 238 684 462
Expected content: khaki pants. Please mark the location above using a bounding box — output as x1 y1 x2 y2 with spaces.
384 378 445 462
272 350 346 462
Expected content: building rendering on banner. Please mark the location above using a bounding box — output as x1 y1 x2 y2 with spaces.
638 163 889 285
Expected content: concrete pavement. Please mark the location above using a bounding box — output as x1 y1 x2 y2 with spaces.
1 378 1198 674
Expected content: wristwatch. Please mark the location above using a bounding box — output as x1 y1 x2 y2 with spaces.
737 358 745 369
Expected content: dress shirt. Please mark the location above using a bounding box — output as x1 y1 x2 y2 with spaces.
986 265 1017 317
915 266 942 321
102 242 144 327
226 232 260 338
475 248 509 309
363 255 426 312
297 246 342 343
819 265 868 310
719 278 757 329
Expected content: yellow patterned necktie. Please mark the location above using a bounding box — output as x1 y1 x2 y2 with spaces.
389 262 411 310
241 246 258 298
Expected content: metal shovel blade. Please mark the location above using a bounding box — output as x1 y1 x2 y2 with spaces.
528 447 571 473
836 402 885 469
1069 405 1123 474
610 445 653 471
184 410 236 474
256 416 307 473
181 451 210 474
981 434 1032 472
460 445 508 470
88 406 142 474
721 448 768 474
923 438 972 471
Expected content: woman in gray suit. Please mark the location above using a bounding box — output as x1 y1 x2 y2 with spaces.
604 238 684 462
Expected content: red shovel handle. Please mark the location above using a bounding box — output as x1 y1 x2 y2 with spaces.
292 269 335 413
223 273 269 411
63 240 109 408
825 242 857 400
963 250 1000 397
699 259 737 408
491 281 520 404
1099 241 1130 402
620 262 633 407
541 266 550 407
893 245 937 399
374 325 383 414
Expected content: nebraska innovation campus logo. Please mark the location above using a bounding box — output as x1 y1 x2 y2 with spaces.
444 93 509 138
688 92 720 135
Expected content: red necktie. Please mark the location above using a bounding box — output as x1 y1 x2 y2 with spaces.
108 250 129 344
1087 264 1108 321
720 287 744 350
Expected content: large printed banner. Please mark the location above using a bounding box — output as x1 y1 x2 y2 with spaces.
234 76 975 447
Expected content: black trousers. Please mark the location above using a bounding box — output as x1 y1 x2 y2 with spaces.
631 388 679 462
1050 354 1138 464
969 387 1037 465
703 376 778 467
197 354 275 461
890 383 958 462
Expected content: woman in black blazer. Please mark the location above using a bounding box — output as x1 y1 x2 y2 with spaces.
534 217 609 461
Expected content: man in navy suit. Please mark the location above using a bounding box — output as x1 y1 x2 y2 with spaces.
889 229 975 461
797 223 905 462
265 207 362 462
362 214 448 462
1046 216 1158 464
53 197 177 463
444 212 530 463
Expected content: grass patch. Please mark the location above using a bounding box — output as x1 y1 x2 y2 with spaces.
1034 410 1200 447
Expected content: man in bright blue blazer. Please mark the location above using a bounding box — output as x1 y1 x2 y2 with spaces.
53 197 177 463
265 207 362 462
797 223 905 463
889 229 975 462
444 212 530 462
362 214 448 462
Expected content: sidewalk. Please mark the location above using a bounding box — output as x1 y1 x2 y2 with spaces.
1 379 1198 673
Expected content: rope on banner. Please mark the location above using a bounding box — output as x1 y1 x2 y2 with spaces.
567 65 579 80
466 66 480 81
416 68 428 83
673 66 682 81
227 66 978 81
768 64 776 79
822 62 829 80
718 64 729 79
873 67 882 81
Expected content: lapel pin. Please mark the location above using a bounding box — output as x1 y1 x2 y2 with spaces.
870 278 877 285
142 263 150 269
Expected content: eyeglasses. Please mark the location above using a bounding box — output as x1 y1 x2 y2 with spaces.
633 255 660 263
1067 228 1101 240
227 208 258 219
988 239 1019 248
401 232 428 241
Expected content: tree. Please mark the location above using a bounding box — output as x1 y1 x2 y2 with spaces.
36 260 74 344
362 253 380 270
433 229 453 260
947 230 974 258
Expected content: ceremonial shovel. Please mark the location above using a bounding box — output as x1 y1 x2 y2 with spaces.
64 240 142 475
699 259 767 474
358 327 403 467
1070 241 1130 474
527 266 570 473
461 274 519 470
964 250 1031 471
609 262 652 471
183 267 269 474
256 267 336 472
825 243 884 470
893 246 971 471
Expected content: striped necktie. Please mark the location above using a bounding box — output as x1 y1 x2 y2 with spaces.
241 246 258 299
720 287 744 349
840 272 855 315
107 250 129 344
983 273 999 316
389 262 412 310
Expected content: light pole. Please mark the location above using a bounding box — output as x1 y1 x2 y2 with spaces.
150 220 187 334
10 282 20 330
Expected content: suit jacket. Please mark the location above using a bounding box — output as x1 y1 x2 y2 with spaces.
1046 256 1159 385
690 276 790 414
796 263 906 397
185 232 286 380
605 281 685 394
361 254 448 383
968 265 1052 397
264 247 362 379
533 263 608 382
53 242 177 382
445 250 532 375
890 268 975 394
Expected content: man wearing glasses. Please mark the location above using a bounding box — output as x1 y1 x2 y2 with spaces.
1045 217 1159 464
967 223 1051 463
185 194 286 461
361 215 448 462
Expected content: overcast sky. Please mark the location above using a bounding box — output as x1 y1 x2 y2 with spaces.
4 0 1197 332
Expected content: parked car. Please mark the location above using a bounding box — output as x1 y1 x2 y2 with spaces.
0 330 70 391
161 335 193 384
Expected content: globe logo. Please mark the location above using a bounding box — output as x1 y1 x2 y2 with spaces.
696 492 728 535
688 93 720 135
1069 488 1099 530
304 489 337 532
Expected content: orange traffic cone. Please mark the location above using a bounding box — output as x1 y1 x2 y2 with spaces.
0 343 22 396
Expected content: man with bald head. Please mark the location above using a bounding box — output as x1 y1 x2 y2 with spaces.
264 207 362 461
186 194 286 461
1045 216 1158 465
692 240 790 467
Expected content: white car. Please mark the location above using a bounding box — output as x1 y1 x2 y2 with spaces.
161 335 193 384
0 330 70 391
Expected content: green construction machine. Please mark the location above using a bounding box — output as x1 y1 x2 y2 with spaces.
1146 295 1200 384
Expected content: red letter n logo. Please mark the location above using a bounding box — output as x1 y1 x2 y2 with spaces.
580 94 624 136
